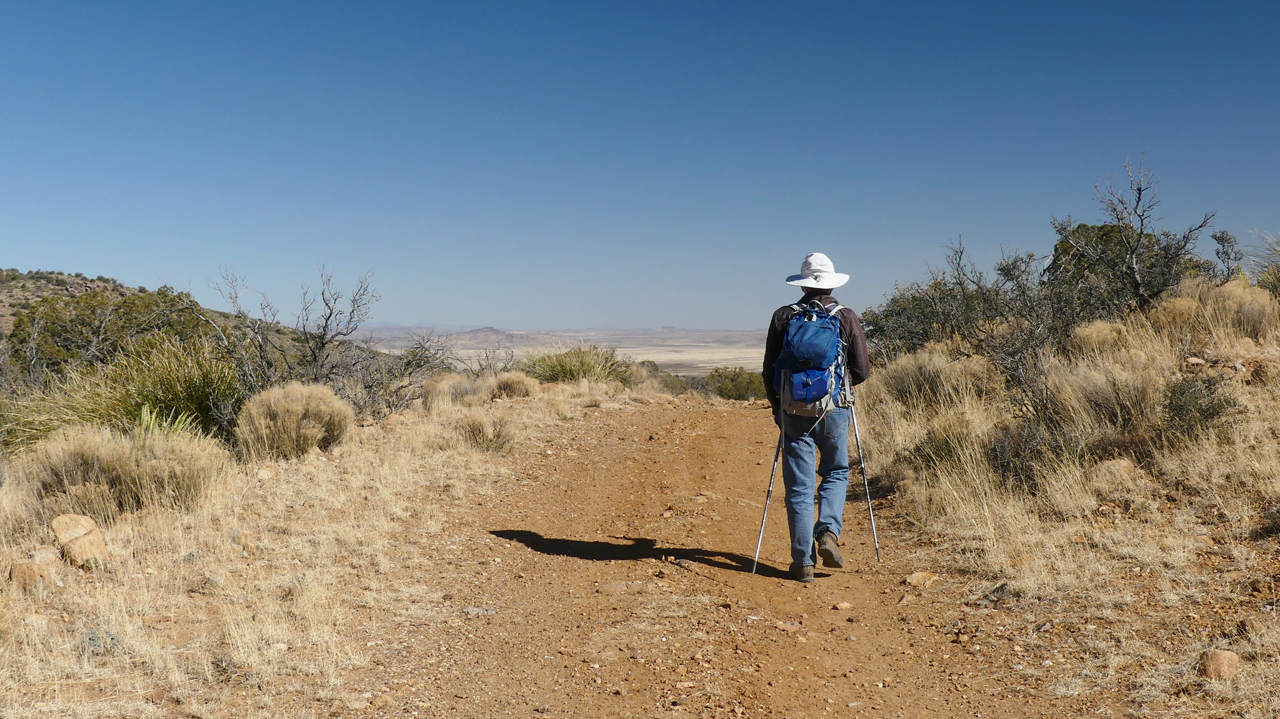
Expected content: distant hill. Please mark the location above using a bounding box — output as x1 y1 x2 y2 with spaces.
0 268 142 335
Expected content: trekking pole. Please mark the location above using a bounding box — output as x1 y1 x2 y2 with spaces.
850 401 882 563
751 412 785 575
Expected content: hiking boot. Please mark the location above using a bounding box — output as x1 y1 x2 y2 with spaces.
817 531 844 569
790 563 814 583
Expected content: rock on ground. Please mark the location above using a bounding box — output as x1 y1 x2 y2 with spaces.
50 514 109 569
8 561 50 595
904 571 939 588
1202 649 1240 680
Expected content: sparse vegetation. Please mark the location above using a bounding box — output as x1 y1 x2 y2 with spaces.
852 165 1280 713
3 161 1278 715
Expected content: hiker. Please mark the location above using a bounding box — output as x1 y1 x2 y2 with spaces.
762 253 871 583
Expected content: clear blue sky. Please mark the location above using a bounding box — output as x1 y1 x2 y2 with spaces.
3 2 1278 330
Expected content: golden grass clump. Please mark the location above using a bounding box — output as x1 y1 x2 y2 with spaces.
234 382 354 460
1069 320 1127 355
877 349 1001 410
455 412 517 453
422 373 489 412
1 424 230 531
492 371 539 399
878 350 948 408
1205 278 1280 340
1150 277 1280 347
1148 295 1202 337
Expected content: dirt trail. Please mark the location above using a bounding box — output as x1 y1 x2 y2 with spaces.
346 400 1107 718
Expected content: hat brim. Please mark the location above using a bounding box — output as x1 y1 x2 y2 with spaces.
786 273 849 289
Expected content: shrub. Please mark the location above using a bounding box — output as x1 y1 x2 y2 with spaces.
0 336 242 450
455 413 516 453
1163 374 1237 439
234 382 354 460
704 367 767 400
635 360 701 396
522 345 635 385
8 286 209 374
4 424 230 528
492 372 538 399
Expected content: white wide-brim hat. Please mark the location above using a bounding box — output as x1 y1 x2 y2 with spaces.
786 252 849 289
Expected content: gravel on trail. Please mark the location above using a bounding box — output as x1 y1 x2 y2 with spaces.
338 399 1115 718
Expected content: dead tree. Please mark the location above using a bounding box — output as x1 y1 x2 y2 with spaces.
203 268 296 398
328 330 455 415
295 267 378 383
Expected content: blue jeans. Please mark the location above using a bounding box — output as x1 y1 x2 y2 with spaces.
781 407 850 568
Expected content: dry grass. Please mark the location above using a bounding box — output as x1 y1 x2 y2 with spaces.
1 424 230 533
234 382 354 460
0 361 650 716
491 371 538 400
1150 277 1280 349
421 373 489 413
455 413 518 453
1068 320 1128 355
860 275 1280 713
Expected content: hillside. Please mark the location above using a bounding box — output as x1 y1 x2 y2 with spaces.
0 269 140 335
0 270 764 376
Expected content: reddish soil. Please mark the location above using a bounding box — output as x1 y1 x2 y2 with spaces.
342 400 1123 717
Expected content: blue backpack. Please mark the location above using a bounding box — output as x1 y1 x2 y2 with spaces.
773 302 847 417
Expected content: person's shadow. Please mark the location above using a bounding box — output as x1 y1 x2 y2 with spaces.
490 530 796 580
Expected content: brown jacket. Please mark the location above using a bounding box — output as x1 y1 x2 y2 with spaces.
762 291 871 411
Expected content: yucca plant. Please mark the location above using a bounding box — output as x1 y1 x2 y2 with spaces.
0 336 242 451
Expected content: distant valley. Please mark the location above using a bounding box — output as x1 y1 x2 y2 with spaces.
364 325 767 375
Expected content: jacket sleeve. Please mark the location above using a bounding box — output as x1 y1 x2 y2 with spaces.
762 308 785 409
843 309 871 387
